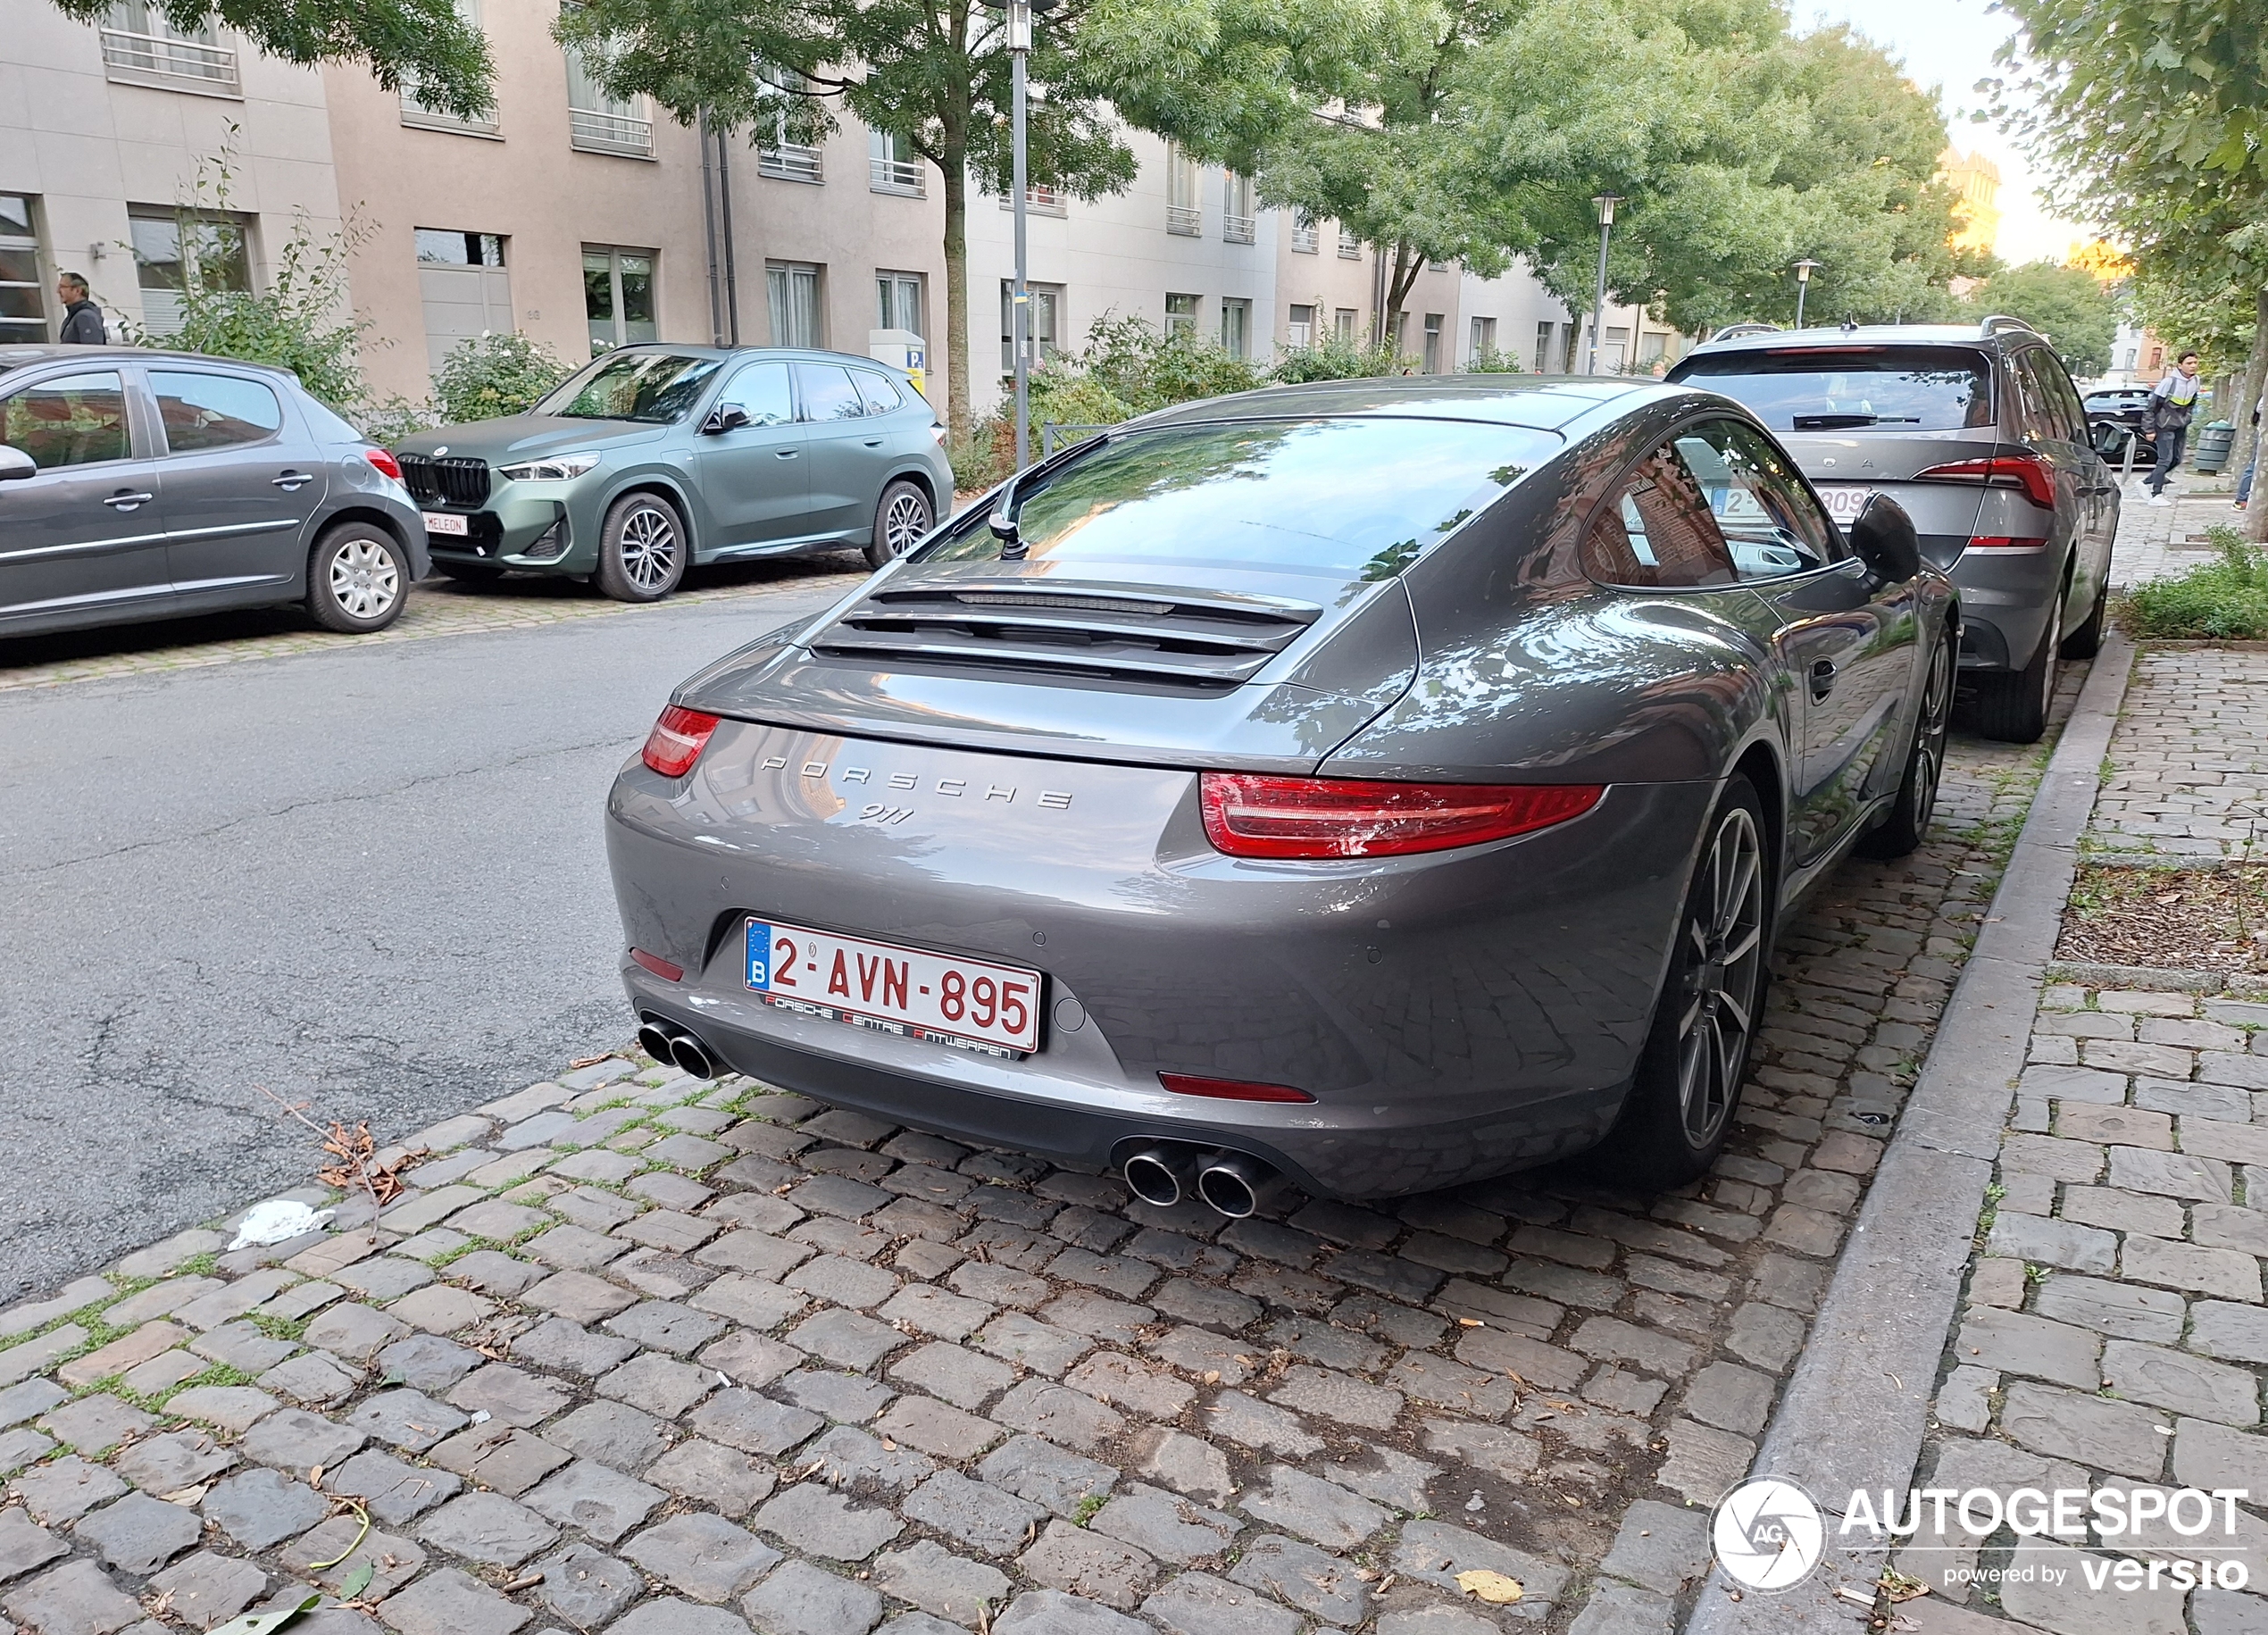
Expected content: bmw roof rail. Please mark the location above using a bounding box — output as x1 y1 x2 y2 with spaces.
1979 314 2038 338
1709 321 1781 342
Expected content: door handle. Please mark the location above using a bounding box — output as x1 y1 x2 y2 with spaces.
863 438 883 447
1808 658 1838 701
272 471 311 491
775 450 799 459
103 490 154 511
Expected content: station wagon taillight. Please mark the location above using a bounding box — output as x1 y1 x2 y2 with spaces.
642 705 721 777
1914 453 2057 511
1200 773 1602 859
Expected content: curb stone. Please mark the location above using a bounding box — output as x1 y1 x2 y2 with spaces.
1684 632 2141 1634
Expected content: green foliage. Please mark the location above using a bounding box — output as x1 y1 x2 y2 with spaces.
2130 267 2259 379
1975 261 2122 377
1272 333 1411 382
431 331 571 425
2126 530 2268 639
1075 313 1263 413
1463 344 1527 375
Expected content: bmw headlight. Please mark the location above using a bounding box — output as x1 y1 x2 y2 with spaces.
498 452 602 482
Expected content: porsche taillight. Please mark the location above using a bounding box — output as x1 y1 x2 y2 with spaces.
1199 773 1603 859
641 705 721 777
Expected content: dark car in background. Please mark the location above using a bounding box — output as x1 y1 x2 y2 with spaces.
0 346 425 639
2083 386 2158 465
605 377 1955 1207
392 345 954 601
1671 317 2116 742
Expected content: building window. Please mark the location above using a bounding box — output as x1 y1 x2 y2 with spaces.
1290 211 1318 254
584 246 655 353
1287 304 1314 349
102 0 238 95
757 81 822 181
1422 313 1442 374
1166 146 1201 237
1164 292 1198 338
877 271 923 337
130 207 252 337
413 229 512 375
1534 321 1555 373
768 263 823 347
1391 311 1409 354
402 0 496 133
1223 174 1255 245
1469 315 1497 364
1337 225 1361 259
1602 325 1630 371
1334 307 1356 344
870 129 924 196
0 196 46 346
565 46 653 158
999 281 1061 374
1221 297 1250 359
1638 330 1668 368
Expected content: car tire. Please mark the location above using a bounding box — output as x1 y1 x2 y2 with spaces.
2061 579 2109 660
865 480 934 570
596 492 688 603
306 521 408 634
1858 629 1953 859
431 560 504 585
1597 774 1773 1190
1970 580 2063 744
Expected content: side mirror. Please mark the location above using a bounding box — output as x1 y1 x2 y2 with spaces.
1848 491 1921 583
704 405 751 435
0 445 35 482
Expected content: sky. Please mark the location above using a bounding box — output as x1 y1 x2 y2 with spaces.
1800 0 2089 266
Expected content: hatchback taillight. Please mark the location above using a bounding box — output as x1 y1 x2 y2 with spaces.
642 705 721 777
366 447 404 481
1914 454 2057 511
1199 773 1602 859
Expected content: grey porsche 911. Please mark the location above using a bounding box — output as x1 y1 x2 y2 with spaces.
604 377 1955 1210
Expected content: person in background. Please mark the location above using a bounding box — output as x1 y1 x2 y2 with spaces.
2142 350 2201 507
56 273 106 344
2238 383 2262 512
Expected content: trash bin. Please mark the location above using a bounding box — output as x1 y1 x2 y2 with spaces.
2195 421 2236 474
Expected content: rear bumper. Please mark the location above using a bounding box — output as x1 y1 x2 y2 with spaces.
1950 548 2063 672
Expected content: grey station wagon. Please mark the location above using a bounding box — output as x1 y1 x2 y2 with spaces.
0 346 427 639
392 345 955 601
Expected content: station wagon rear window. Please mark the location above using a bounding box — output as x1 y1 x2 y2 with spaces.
922 417 1555 580
1675 346 1994 432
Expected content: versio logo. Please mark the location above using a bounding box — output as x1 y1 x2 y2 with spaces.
1713 1479 1826 1590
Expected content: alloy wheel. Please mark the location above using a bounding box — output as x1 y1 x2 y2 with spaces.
1912 638 1953 838
2038 595 2063 720
329 538 400 621
882 490 930 558
620 503 680 592
1675 805 1764 1147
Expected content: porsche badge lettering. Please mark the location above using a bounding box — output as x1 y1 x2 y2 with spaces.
760 754 1072 810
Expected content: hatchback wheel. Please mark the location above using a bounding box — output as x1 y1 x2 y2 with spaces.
596 493 688 603
1859 630 1952 858
865 480 934 570
1598 776 1772 1189
307 522 407 633
1971 580 2062 744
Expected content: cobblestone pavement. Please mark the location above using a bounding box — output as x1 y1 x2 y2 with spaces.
2108 472 2244 593
0 708 2069 1635
0 562 865 694
1908 645 2268 1635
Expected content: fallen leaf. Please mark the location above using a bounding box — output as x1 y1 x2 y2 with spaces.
570 1054 613 1069
338 1562 375 1601
1456 1570 1523 1604
1456 1317 1483 1327
206 1594 323 1635
1202 1370 1221 1384
158 1484 208 1506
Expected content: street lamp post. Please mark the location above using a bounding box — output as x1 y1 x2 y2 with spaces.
1008 0 1032 469
1587 195 1621 375
1792 259 1822 329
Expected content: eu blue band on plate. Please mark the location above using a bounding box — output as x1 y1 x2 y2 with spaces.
745 921 773 990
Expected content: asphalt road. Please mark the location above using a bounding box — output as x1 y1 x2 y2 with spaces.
0 572 857 1305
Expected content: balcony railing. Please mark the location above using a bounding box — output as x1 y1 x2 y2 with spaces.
759 144 823 182
101 26 239 95
871 155 924 196
1222 213 1255 245
570 108 654 158
1290 220 1319 253
1167 204 1201 237
997 185 1065 215
401 87 499 135
1338 228 1362 259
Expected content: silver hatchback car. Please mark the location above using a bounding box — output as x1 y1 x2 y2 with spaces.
0 346 427 639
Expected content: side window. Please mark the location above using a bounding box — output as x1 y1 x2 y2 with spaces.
1665 420 1837 580
150 371 283 454
855 371 905 415
0 371 130 469
2006 353 2055 443
2038 353 2088 441
1580 446 1739 588
718 362 794 426
794 363 865 421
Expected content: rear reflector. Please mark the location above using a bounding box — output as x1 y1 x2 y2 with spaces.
641 705 721 777
1963 536 2050 554
1914 455 2057 511
630 947 684 981
365 447 404 480
1200 773 1602 859
1159 1072 1315 1104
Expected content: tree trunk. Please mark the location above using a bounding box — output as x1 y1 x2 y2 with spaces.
2237 288 2268 545
1384 242 1423 357
939 143 971 452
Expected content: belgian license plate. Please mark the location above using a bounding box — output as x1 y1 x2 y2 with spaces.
746 917 1042 1057
422 511 469 536
1814 484 1876 523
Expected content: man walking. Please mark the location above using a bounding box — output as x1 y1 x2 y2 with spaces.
55 273 106 344
2143 349 2201 507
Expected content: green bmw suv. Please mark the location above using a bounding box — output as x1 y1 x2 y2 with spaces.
393 345 954 600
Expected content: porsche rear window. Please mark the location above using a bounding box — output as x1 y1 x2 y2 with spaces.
922 417 1555 580
1673 346 1994 432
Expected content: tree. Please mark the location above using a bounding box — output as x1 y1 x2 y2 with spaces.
46 0 490 120
1990 0 2268 532
1976 259 2120 377
560 0 1358 443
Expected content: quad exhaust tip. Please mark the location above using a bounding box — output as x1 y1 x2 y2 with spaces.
638 1016 718 1081
1123 1145 1278 1218
1121 1147 1195 1208
1197 1152 1273 1219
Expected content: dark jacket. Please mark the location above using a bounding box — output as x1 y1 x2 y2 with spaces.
58 299 106 345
